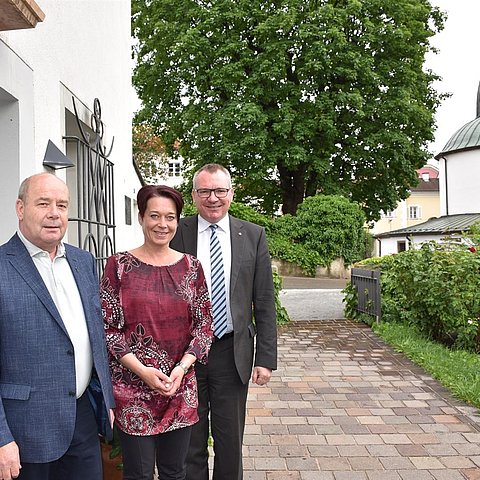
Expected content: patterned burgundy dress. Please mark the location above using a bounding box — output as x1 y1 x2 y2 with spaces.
100 252 213 436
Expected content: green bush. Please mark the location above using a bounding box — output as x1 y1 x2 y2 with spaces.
268 195 367 274
272 271 290 325
295 195 367 265
346 241 480 352
266 214 319 275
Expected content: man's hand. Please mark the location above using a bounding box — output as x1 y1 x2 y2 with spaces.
252 366 272 386
0 441 21 480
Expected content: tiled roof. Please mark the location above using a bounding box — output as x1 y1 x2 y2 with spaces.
375 213 480 238
435 116 480 159
411 178 439 192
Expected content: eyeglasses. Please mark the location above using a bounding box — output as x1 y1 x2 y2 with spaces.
194 188 230 198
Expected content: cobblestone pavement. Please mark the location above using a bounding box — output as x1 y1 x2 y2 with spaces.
242 320 480 480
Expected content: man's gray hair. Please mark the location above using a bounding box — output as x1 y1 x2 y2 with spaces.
192 163 232 189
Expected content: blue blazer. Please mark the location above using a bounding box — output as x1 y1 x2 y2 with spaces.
0 234 114 463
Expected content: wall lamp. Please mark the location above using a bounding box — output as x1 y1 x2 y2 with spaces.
42 140 75 170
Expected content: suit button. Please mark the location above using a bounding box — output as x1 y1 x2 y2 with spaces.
69 391 76 397
67 350 74 356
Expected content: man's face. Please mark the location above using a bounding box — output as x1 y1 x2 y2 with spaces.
192 169 234 224
16 174 69 256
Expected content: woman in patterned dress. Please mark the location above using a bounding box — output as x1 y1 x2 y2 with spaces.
101 185 213 480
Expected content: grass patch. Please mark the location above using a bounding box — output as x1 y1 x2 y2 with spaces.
372 321 480 409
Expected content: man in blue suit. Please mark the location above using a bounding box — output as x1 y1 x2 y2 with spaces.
0 173 115 480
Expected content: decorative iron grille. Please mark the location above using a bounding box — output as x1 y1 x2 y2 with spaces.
64 97 116 276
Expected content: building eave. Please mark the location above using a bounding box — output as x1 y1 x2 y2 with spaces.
0 0 45 31
375 213 480 239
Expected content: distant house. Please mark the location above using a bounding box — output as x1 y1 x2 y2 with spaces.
375 84 480 256
371 166 440 256
0 0 142 269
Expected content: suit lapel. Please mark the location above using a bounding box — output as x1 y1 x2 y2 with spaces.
65 245 97 337
229 216 245 294
7 235 67 334
180 215 198 255
65 245 90 310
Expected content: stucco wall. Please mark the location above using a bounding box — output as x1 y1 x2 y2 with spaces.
439 149 480 216
0 0 141 250
377 234 449 257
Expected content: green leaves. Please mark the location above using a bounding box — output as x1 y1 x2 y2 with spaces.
133 0 445 219
356 239 480 353
268 194 367 274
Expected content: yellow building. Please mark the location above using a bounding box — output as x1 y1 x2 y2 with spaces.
371 166 440 255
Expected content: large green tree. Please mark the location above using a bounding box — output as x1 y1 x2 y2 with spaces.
132 0 445 220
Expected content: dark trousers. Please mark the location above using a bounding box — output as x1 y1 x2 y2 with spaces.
186 334 249 480
118 426 192 480
18 393 102 480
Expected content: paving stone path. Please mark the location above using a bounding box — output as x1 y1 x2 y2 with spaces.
242 319 480 480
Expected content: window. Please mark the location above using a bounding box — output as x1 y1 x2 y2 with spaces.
397 241 406 253
408 205 422 220
125 196 132 225
382 210 396 219
168 161 181 177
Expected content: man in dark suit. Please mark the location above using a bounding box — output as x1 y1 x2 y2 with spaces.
170 163 277 480
0 173 115 480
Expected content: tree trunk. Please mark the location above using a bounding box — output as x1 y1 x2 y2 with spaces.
305 169 319 198
278 163 306 215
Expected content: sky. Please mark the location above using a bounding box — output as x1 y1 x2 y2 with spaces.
426 0 480 157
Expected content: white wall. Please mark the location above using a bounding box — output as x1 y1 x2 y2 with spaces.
0 41 36 244
377 234 452 257
0 0 142 250
439 149 480 216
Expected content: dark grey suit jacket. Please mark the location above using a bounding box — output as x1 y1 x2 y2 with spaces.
0 234 115 463
170 215 277 384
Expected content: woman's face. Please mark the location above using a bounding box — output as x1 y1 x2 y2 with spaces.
139 195 178 248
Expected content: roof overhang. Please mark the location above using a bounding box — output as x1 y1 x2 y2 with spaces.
375 213 480 239
0 0 45 31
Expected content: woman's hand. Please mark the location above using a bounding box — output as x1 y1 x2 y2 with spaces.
160 366 184 397
161 354 197 397
119 353 173 394
139 365 173 393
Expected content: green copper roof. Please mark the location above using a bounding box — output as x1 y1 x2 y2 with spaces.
376 213 480 238
435 116 480 159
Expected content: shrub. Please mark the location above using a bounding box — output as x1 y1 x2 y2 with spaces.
294 195 367 265
268 195 367 275
346 242 480 352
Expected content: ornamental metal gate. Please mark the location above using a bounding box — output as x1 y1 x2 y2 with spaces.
64 98 116 277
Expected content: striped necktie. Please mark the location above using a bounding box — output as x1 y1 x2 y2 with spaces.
209 224 228 338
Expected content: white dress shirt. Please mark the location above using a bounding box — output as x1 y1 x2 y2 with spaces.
197 215 233 334
18 231 93 398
